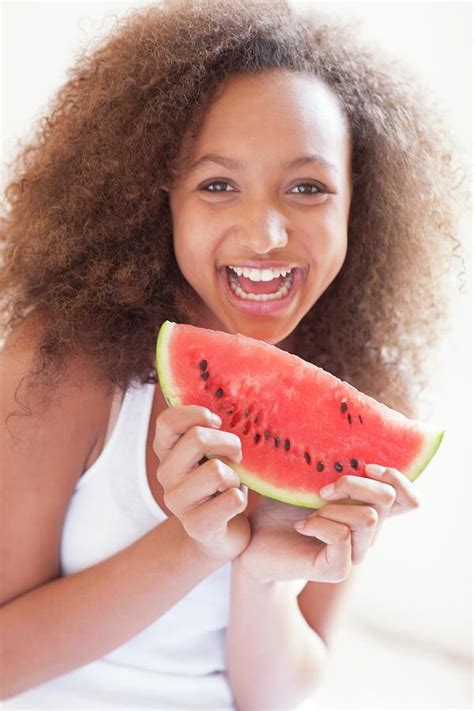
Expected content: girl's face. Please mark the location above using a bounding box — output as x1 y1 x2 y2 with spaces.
167 69 352 348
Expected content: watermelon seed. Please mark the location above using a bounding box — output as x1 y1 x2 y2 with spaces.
284 439 291 450
230 412 242 428
199 359 208 371
264 431 271 440
351 458 358 469
226 409 234 415
274 437 280 447
254 415 259 425
358 414 363 424
316 461 324 472
341 401 348 413
201 372 209 381
335 462 343 472
244 409 249 417
304 452 311 464
348 413 352 425
254 433 261 444
215 388 223 398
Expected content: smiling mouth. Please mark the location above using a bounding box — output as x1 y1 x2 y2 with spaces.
225 266 294 300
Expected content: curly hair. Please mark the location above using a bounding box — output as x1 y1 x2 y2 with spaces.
1 0 468 430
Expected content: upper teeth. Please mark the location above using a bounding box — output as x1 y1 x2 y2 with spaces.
228 266 293 281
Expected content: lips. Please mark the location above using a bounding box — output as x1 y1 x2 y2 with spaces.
219 264 305 316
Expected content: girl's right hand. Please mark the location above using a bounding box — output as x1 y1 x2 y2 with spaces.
153 405 251 564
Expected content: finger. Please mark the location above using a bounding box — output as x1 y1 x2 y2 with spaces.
320 474 397 526
295 516 352 583
365 465 422 516
153 405 222 461
157 426 242 490
165 458 241 515
183 486 247 539
297 505 379 565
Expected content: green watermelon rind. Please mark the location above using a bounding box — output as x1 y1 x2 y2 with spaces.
156 320 180 408
156 320 445 509
406 428 445 482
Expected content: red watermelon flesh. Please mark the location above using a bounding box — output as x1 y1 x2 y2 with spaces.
156 321 444 509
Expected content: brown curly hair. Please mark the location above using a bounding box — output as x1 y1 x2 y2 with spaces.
1 0 468 431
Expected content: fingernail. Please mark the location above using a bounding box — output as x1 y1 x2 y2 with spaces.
212 414 222 426
294 520 306 530
319 483 336 498
366 464 386 476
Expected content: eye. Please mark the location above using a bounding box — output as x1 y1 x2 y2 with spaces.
199 181 235 193
288 182 325 195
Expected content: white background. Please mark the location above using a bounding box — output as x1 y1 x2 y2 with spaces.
2 1 472 709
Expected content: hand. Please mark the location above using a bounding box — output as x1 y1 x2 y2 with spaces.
153 405 251 564
237 464 421 584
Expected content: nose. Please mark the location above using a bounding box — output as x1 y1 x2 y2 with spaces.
234 203 289 254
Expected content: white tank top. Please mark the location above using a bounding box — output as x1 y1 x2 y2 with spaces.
5 380 308 710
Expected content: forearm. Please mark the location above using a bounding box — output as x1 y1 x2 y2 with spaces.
226 560 328 711
1 515 222 699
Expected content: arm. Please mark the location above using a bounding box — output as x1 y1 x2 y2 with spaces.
296 573 356 650
226 558 328 711
0 328 225 699
1 516 223 699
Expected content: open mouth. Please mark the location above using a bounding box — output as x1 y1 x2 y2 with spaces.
225 266 295 301
219 265 304 315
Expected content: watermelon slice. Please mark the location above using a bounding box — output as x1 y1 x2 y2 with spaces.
155 321 444 509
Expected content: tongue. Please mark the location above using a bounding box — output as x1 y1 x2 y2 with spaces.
236 274 285 294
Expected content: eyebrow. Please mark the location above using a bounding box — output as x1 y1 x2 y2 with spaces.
188 152 338 174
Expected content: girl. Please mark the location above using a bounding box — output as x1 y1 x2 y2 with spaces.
0 0 466 709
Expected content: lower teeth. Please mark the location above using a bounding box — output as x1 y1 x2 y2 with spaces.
228 271 293 301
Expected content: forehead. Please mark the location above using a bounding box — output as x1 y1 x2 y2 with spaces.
188 70 351 167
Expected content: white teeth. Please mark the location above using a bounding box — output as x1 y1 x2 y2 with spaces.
227 269 294 301
228 265 293 280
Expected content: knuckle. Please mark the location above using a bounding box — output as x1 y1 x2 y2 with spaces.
155 463 165 485
364 507 379 526
337 526 351 543
162 489 174 511
210 458 227 482
229 486 244 507
191 425 209 448
382 486 397 506
411 494 422 509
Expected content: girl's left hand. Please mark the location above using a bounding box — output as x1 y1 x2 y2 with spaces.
237 464 422 584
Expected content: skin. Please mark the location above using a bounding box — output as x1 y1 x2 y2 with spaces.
167 69 352 349
157 70 422 583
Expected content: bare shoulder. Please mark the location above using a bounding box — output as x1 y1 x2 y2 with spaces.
0 318 112 605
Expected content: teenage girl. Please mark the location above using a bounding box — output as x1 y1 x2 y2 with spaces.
0 1 465 709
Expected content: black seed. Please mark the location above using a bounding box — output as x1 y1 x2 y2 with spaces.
304 452 311 464
264 431 271 440
254 433 261 444
284 439 290 450
335 462 343 472
358 414 363 424
201 372 209 381
316 461 324 472
274 437 280 447
341 402 348 413
348 413 352 425
350 458 358 469
254 415 259 425
199 359 208 371
244 409 249 417
215 388 223 398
